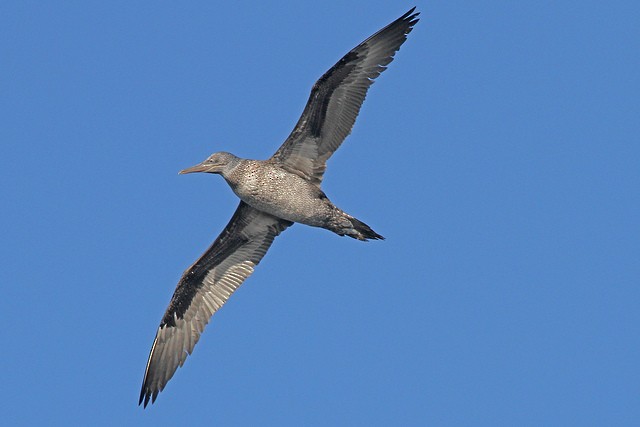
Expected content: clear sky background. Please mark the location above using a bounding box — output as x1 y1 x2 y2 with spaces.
2 1 639 425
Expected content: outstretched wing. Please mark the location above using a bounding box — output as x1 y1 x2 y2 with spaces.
139 202 292 407
270 8 419 185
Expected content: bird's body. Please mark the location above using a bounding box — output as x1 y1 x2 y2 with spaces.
223 156 333 227
140 7 419 407
193 153 381 239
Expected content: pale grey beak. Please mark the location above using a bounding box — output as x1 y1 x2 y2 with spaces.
179 163 208 175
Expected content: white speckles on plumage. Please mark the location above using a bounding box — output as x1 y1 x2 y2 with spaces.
140 7 418 408
223 159 333 227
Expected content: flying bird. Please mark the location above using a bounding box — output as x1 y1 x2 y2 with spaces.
140 7 419 407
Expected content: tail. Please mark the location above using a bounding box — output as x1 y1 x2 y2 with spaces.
344 217 385 241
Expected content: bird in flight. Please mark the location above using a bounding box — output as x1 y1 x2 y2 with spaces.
140 7 419 407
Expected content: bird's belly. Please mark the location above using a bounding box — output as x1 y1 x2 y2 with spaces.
230 169 330 226
244 194 325 226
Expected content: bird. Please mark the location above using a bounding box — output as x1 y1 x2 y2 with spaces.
139 7 419 407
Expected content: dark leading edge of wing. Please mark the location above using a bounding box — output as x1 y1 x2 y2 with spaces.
139 202 292 407
140 8 418 408
271 7 419 185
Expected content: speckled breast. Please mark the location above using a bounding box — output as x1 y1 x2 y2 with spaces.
225 160 330 226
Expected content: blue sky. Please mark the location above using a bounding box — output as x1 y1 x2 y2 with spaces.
2 1 639 425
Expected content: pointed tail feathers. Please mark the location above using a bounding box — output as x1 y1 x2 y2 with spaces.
348 217 384 241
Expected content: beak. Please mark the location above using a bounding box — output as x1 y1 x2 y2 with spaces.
179 162 208 175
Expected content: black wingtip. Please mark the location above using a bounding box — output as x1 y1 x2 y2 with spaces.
139 394 156 408
400 7 420 27
139 380 156 408
138 383 159 408
404 6 416 16
139 389 148 408
402 6 419 18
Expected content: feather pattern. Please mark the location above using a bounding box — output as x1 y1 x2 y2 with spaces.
271 8 419 184
140 7 418 407
139 202 291 407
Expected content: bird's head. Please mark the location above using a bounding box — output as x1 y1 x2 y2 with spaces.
179 152 239 175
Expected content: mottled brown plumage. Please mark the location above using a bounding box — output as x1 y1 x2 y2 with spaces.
140 8 419 407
